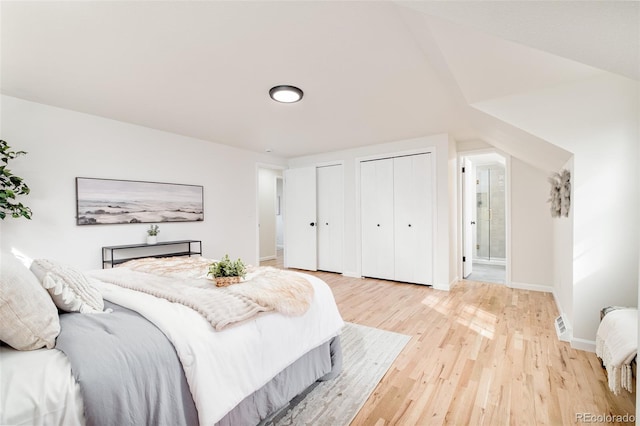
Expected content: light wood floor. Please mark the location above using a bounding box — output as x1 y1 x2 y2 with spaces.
261 255 636 425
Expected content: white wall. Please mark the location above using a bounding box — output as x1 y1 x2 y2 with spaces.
456 139 493 152
510 158 555 290
474 73 640 345
447 135 458 286
637 130 640 420
288 133 454 290
553 157 574 329
0 96 286 269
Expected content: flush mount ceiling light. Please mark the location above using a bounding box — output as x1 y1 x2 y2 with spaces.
269 85 303 103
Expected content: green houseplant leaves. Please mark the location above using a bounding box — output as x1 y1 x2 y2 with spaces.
0 140 32 220
208 254 247 278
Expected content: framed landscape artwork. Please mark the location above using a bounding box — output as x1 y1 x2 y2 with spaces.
76 177 204 225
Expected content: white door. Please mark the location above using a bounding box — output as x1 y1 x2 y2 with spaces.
462 158 474 278
317 165 343 273
393 154 433 285
361 158 395 280
284 167 317 271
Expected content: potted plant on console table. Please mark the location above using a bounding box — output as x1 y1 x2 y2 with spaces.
208 254 247 287
146 224 159 245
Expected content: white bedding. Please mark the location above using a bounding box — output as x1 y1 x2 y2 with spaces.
0 346 84 426
596 308 638 394
1 269 344 425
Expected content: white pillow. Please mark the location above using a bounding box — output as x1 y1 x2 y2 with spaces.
30 259 104 313
0 253 60 350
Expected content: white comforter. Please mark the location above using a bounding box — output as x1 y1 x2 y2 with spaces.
92 270 344 425
0 346 84 426
596 308 638 394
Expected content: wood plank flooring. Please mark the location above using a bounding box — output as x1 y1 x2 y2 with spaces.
261 256 636 425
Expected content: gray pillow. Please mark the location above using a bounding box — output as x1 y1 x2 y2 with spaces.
0 253 60 350
31 259 104 313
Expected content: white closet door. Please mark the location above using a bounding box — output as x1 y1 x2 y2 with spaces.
284 167 317 271
317 165 343 273
394 154 433 285
361 158 395 280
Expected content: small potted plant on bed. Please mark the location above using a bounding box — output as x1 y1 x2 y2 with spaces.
208 254 247 287
146 224 159 245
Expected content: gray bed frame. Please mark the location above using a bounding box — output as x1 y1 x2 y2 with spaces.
220 335 342 426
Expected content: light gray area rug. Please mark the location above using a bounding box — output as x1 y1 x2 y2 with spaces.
273 322 411 426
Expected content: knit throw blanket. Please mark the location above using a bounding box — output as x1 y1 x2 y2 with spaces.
595 308 638 395
87 259 314 331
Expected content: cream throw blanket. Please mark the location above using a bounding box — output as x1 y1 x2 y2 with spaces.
87 258 314 330
595 308 637 394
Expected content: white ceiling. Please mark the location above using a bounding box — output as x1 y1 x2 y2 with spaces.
1 1 637 161
399 1 640 82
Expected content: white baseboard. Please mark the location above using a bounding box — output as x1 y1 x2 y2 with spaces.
509 281 553 293
547 288 597 353
550 289 575 342
571 337 596 353
433 282 451 291
551 290 564 316
343 272 451 290
473 258 506 266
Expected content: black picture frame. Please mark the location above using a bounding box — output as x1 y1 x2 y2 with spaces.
76 177 204 225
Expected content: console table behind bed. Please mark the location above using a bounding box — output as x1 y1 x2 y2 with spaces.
102 240 202 268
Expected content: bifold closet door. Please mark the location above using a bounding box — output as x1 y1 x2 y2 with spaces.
317 165 343 273
284 167 317 271
360 159 395 280
393 154 433 285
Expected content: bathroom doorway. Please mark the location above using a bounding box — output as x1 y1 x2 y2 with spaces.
461 152 507 284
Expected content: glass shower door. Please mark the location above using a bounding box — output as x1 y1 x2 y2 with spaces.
476 168 490 260
475 165 505 262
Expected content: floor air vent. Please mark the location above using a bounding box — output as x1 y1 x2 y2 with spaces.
554 314 571 342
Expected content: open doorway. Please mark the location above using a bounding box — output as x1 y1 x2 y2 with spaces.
461 152 507 285
275 176 284 255
257 166 284 264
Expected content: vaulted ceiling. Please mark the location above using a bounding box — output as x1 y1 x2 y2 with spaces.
2 1 637 170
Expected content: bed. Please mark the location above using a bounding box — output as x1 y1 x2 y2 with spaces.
596 306 637 395
0 253 344 426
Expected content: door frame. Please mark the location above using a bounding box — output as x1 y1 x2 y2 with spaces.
457 149 512 286
255 163 286 265
275 175 284 251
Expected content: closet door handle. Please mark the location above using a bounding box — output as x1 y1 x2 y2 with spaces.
310 222 315 227
325 222 329 225
408 224 412 227
377 224 380 227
